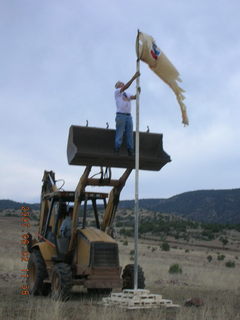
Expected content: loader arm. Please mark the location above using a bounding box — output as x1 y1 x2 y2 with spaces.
68 166 132 253
69 166 92 251
101 168 132 234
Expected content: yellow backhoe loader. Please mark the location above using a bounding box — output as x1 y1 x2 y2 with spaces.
27 126 170 299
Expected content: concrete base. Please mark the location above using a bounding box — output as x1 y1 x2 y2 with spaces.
102 289 180 311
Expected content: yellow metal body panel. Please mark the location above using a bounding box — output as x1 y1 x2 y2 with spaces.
76 227 117 272
80 227 117 243
33 242 56 262
77 235 91 269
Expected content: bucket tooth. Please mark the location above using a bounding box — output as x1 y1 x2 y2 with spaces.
67 126 171 171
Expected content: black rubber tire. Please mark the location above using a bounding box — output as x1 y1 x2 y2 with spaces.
27 250 48 296
51 263 72 300
122 264 145 290
42 283 51 296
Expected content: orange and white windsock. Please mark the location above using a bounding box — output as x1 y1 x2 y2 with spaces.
137 31 189 126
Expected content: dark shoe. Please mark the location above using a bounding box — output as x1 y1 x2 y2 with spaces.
114 148 120 154
128 149 134 156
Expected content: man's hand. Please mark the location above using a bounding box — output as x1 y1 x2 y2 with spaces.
120 72 141 93
131 87 141 100
133 71 140 79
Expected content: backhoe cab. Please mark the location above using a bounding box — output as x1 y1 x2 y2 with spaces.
27 126 170 299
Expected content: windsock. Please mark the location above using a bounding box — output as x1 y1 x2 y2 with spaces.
137 31 189 126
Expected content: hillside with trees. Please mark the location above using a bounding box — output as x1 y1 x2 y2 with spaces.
1 188 240 224
119 188 240 224
0 199 40 210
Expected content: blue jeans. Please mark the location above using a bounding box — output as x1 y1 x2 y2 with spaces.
115 113 133 151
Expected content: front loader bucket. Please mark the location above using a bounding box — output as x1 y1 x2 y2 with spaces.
67 125 171 171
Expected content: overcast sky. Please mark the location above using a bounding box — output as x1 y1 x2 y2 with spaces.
0 0 239 203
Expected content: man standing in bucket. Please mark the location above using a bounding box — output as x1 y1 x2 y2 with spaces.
114 71 140 156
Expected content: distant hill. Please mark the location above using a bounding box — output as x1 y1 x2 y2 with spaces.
119 189 240 224
0 199 40 211
1 188 240 224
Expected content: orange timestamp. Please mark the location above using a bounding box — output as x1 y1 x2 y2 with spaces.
20 206 31 295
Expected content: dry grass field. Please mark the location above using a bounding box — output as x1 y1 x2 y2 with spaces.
0 216 239 320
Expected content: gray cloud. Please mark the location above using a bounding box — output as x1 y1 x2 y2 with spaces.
0 0 239 202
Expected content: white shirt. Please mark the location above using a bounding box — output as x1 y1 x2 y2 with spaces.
114 89 132 114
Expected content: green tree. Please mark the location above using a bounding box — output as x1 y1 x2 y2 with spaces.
169 264 182 274
225 261 235 268
207 255 213 262
220 237 228 247
161 242 170 251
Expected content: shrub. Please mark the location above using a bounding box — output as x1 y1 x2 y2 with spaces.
183 233 190 241
207 255 213 262
217 254 225 261
225 261 235 268
130 249 135 256
119 227 134 237
185 249 189 253
201 230 215 240
220 237 228 246
161 242 170 251
4 212 19 217
116 222 123 227
123 240 128 246
31 214 39 221
169 264 182 274
151 247 157 252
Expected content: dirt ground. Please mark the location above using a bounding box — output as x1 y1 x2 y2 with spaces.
0 216 239 320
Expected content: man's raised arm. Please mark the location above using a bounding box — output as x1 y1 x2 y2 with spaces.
120 71 140 93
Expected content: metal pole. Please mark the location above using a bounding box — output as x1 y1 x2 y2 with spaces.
134 29 140 290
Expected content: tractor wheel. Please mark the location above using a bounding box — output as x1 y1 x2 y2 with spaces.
51 263 72 300
41 283 51 296
27 250 48 296
122 264 145 290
